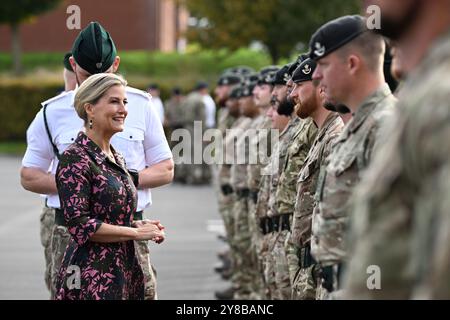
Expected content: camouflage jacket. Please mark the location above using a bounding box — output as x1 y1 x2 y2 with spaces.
344 29 450 299
290 113 344 247
231 116 261 190
275 117 318 215
267 116 302 217
311 83 396 266
246 115 273 191
219 116 252 186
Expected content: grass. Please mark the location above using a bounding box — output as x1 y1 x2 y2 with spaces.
0 142 27 156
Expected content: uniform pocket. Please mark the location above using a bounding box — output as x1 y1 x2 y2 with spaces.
112 128 145 167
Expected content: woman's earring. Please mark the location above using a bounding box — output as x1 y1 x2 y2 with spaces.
89 119 93 129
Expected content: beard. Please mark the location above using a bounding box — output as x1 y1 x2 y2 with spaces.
373 0 423 40
276 95 296 116
296 94 317 119
335 104 351 114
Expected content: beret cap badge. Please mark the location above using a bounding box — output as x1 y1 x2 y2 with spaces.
314 42 325 57
302 64 311 75
96 62 103 69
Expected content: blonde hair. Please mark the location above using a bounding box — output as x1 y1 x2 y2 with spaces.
74 73 127 123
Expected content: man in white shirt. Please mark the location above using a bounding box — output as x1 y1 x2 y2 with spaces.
20 21 174 299
196 81 217 129
147 84 165 124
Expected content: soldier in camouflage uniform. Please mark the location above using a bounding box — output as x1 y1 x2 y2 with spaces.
343 0 450 299
180 88 207 184
263 64 313 300
229 79 261 299
241 67 280 299
307 15 397 298
285 58 344 300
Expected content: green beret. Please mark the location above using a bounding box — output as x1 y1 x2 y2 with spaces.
292 58 317 84
63 52 73 72
309 15 367 61
71 21 117 75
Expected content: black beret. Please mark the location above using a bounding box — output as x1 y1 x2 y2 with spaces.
271 64 292 86
257 66 280 85
195 81 209 90
72 21 117 75
229 85 242 99
172 87 182 95
292 58 317 84
224 66 255 76
217 74 242 86
63 52 73 72
309 15 367 61
240 80 257 98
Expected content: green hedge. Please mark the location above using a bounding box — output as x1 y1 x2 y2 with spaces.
0 79 190 142
0 81 62 141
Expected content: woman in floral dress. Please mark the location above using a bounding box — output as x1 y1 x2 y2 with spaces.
54 73 165 300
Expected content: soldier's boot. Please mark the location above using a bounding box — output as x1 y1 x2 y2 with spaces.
215 286 234 300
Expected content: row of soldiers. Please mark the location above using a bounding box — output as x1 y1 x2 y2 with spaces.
211 2 450 300
164 84 212 184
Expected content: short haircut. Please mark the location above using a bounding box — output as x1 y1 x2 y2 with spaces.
74 73 127 124
337 31 385 72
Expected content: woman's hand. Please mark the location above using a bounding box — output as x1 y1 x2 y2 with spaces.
133 220 165 243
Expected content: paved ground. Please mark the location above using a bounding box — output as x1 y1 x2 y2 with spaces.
0 156 228 300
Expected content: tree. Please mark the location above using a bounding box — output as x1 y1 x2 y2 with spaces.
0 0 63 75
183 0 361 63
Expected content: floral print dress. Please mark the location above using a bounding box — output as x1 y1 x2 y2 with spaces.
54 132 144 300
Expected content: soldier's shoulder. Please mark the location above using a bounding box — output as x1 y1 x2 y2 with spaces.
126 86 152 101
42 90 73 107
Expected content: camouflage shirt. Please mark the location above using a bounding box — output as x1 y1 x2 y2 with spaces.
267 116 302 217
247 115 273 191
231 116 261 190
290 113 344 247
311 83 396 266
275 117 318 215
219 116 252 186
344 29 450 299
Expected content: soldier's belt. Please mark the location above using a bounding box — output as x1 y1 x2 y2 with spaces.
270 213 293 233
249 190 259 204
54 209 143 226
235 188 250 199
259 217 274 235
220 184 234 196
298 243 316 269
317 262 345 293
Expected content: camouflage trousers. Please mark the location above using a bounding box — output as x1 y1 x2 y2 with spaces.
285 240 317 300
271 230 292 299
262 231 277 299
247 199 265 299
40 205 55 295
233 195 260 299
291 264 318 300
50 220 158 300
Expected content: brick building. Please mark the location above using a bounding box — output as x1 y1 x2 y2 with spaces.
0 0 189 53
